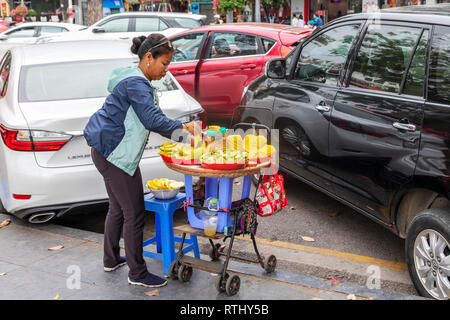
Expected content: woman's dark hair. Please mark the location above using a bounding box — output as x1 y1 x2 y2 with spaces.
131 33 174 60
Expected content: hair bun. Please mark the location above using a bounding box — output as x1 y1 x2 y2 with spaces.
131 36 147 55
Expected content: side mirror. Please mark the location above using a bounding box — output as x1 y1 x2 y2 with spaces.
92 27 105 33
265 58 286 79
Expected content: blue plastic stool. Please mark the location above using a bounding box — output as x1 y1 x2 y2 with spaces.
143 192 200 275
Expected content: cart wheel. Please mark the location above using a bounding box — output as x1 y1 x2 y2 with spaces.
225 274 240 296
178 264 193 282
169 260 179 280
215 273 229 293
264 254 277 273
208 243 221 261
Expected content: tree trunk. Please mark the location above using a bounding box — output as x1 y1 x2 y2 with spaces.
87 0 102 26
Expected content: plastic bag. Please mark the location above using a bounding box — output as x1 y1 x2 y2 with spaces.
255 166 287 216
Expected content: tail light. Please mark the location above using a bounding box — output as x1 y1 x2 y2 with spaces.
280 45 293 58
0 125 72 152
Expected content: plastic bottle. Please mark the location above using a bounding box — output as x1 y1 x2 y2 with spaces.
203 197 219 235
206 197 219 211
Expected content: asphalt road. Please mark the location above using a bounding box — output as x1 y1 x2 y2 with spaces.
53 173 413 295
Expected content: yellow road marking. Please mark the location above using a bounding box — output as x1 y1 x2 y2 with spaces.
241 236 408 272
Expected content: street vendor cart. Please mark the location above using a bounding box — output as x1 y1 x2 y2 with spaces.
149 122 281 296
163 156 277 296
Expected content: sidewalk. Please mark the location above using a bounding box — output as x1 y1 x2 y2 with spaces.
0 213 425 300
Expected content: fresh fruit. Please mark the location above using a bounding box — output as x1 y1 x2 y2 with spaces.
200 150 248 164
208 125 221 131
226 135 244 152
257 144 276 158
159 141 178 156
147 178 184 190
244 134 267 154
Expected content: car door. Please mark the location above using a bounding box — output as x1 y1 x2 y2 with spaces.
329 22 430 224
169 32 207 99
274 22 363 191
196 31 264 119
415 26 450 200
92 16 131 40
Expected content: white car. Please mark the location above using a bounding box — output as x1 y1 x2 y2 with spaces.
0 40 203 223
0 22 86 44
36 12 206 44
0 22 86 58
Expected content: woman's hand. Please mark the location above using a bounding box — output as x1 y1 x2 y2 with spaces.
182 121 200 135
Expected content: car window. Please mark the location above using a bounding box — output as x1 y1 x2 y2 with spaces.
99 18 129 33
261 37 276 53
6 27 36 38
19 59 178 102
40 26 68 34
428 26 450 105
0 52 11 97
135 17 168 32
349 24 423 94
294 24 360 86
164 17 201 29
402 30 429 97
209 32 259 59
171 33 204 62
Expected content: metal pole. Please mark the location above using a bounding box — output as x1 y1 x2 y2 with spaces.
254 0 260 22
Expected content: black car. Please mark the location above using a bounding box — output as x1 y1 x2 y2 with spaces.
234 4 450 300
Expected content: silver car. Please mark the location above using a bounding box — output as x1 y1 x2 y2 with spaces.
0 40 202 223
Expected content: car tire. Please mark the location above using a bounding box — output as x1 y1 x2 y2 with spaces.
405 207 450 300
280 122 318 159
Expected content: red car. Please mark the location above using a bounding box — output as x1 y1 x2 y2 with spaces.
0 20 17 33
168 23 312 121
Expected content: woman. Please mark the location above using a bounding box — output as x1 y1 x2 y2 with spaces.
84 34 197 288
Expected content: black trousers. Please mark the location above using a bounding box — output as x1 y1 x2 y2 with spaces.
91 147 148 279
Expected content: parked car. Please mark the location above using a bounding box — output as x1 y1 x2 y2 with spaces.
235 5 450 300
0 40 202 224
0 21 86 43
36 12 206 44
167 23 312 122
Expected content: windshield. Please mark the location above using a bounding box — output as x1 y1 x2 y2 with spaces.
19 58 178 102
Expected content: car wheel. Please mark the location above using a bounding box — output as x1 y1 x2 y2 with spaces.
406 208 450 300
281 123 317 159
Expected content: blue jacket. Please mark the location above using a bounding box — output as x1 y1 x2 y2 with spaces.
308 16 323 26
84 65 182 176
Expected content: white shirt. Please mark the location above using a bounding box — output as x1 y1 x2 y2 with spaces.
297 19 305 27
291 17 299 26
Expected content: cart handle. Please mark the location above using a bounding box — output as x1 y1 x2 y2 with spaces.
232 122 271 133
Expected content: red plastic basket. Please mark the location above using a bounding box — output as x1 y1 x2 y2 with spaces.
201 162 246 170
160 154 200 165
